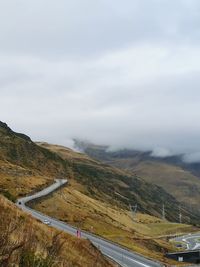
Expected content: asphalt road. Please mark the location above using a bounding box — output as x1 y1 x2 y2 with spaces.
17 179 162 267
172 233 200 250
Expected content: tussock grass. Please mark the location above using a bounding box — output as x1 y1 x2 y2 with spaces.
33 181 195 265
0 160 52 198
133 161 200 206
0 195 114 267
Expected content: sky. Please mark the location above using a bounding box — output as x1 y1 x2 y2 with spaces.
0 0 200 162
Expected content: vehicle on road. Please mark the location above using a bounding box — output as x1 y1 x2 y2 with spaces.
17 179 162 267
175 244 183 248
43 219 51 225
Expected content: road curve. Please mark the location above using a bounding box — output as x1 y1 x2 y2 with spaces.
17 179 162 267
172 233 200 251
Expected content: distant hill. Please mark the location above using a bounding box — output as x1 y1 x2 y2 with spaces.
74 140 200 222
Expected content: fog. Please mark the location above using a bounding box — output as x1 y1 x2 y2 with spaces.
0 1 200 162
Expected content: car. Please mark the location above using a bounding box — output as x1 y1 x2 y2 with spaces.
43 219 51 225
175 244 182 248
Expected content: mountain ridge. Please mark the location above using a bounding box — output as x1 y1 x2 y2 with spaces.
74 140 200 222
0 122 199 223
37 142 200 224
0 122 199 264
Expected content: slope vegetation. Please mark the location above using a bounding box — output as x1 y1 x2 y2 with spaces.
0 122 198 265
0 122 115 266
0 194 113 267
74 140 200 223
0 121 69 177
0 122 70 200
37 142 199 224
32 177 196 265
0 121 191 223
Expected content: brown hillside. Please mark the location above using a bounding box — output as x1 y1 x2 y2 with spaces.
36 142 200 224
74 140 200 222
0 195 113 267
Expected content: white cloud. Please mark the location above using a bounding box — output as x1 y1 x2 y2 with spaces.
183 152 200 163
0 1 200 156
151 148 174 158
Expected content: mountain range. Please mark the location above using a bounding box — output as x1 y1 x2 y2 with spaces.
74 139 200 223
1 121 199 265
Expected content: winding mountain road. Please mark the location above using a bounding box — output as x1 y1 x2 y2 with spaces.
17 179 162 267
172 233 200 251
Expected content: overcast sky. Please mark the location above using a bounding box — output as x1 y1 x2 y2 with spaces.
1 0 200 162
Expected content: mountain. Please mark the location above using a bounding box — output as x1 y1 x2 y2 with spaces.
0 121 199 223
0 122 114 266
34 143 198 264
0 122 199 264
0 121 71 201
37 142 200 224
0 121 69 177
74 140 200 221
0 122 179 220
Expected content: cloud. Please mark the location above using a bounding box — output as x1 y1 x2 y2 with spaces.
0 1 200 159
183 152 200 164
151 148 174 158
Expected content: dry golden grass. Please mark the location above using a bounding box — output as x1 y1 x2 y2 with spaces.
36 142 127 177
0 160 53 198
1 128 195 265
33 180 195 265
32 143 200 265
36 142 94 162
0 195 114 267
123 160 200 206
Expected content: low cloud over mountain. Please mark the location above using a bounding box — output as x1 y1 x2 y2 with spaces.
1 1 200 161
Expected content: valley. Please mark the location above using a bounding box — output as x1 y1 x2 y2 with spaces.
75 140 200 224
32 179 196 264
0 121 199 266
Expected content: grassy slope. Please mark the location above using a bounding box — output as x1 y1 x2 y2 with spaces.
0 122 71 201
33 180 195 265
0 122 69 178
132 161 200 206
0 195 113 267
0 122 198 264
105 158 200 219
0 121 194 222
0 123 114 266
33 143 198 265
0 160 52 201
75 141 200 221
37 143 199 223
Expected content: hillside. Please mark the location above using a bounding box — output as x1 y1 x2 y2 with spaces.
0 121 71 201
0 121 69 177
0 122 199 265
1 121 199 223
37 142 200 224
0 194 113 267
1 122 186 223
130 161 200 206
32 180 196 265
74 140 200 222
0 122 115 266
